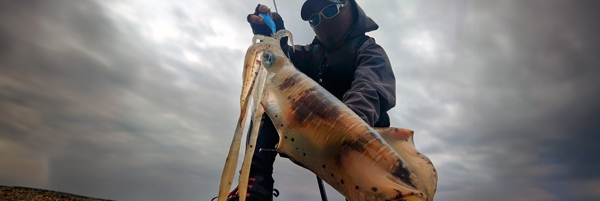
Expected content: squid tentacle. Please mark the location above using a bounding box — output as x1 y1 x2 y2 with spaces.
216 31 291 201
238 68 268 201
216 42 269 201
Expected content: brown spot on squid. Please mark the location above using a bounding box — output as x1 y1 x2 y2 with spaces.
335 138 368 165
289 86 339 126
392 159 416 188
278 73 300 90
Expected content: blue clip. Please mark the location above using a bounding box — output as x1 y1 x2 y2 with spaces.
260 13 276 34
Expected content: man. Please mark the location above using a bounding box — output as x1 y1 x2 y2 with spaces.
229 0 396 200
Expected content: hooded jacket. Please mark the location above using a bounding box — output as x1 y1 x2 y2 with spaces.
283 0 396 127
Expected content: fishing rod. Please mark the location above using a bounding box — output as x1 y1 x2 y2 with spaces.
272 0 279 13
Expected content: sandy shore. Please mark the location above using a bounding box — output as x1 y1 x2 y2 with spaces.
0 185 112 201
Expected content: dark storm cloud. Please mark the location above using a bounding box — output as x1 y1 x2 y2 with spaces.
459 0 600 192
0 0 238 200
359 0 600 200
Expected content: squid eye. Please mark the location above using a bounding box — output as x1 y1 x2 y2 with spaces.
262 51 274 68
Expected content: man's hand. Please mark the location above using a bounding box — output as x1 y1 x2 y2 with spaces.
247 4 285 36
247 4 271 25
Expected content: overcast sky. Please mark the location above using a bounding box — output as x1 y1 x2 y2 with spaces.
1 0 599 200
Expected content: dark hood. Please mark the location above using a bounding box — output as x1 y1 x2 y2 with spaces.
312 0 379 45
344 0 379 39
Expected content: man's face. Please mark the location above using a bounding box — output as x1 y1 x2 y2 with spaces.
310 1 353 48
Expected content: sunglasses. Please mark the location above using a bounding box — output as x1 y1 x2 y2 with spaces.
308 3 345 27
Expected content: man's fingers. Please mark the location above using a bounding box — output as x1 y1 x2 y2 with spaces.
254 4 270 14
258 5 270 14
247 14 265 25
248 4 276 25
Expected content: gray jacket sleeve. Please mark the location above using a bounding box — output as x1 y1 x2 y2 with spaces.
342 39 396 126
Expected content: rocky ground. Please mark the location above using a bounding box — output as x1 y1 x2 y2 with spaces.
0 186 112 201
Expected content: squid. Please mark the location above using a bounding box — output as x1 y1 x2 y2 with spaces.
216 30 437 201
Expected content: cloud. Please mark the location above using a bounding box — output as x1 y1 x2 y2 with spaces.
0 0 239 199
358 0 600 200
